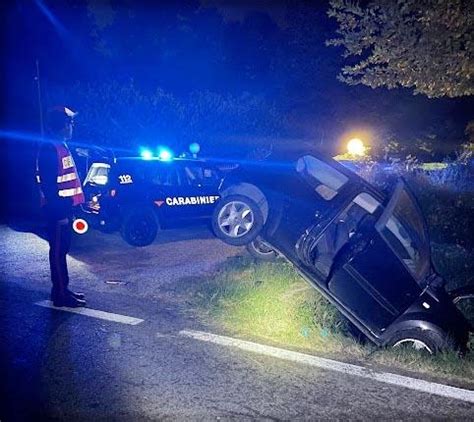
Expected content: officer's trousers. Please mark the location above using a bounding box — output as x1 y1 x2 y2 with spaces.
47 218 72 298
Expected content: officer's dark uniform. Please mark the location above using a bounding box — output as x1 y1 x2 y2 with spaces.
37 106 86 307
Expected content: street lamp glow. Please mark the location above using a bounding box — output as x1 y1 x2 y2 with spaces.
347 138 365 156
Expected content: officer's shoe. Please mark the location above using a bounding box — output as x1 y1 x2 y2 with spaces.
66 289 85 300
51 288 86 301
53 295 86 308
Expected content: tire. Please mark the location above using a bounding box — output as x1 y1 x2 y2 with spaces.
120 207 159 247
246 237 278 261
387 328 454 355
212 194 264 246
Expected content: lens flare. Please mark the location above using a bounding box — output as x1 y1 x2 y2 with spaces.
140 149 153 160
158 148 173 161
347 138 365 156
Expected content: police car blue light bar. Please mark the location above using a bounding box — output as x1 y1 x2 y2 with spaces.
140 149 153 160
158 148 173 161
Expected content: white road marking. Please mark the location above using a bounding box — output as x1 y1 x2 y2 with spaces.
35 300 144 325
180 329 474 404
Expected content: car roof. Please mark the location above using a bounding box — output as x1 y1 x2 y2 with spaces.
114 157 215 166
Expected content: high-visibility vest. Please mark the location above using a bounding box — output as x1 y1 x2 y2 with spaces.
38 142 85 206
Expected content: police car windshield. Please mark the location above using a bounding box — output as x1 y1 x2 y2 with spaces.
85 163 110 185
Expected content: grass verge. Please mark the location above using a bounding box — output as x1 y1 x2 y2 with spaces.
191 250 474 386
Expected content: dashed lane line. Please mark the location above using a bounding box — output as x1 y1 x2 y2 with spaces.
180 329 474 404
34 300 144 325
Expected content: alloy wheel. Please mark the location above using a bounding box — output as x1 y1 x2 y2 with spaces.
217 201 254 238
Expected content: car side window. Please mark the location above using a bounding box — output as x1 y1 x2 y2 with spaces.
296 155 348 201
183 165 219 186
376 188 429 280
310 194 380 279
150 167 179 186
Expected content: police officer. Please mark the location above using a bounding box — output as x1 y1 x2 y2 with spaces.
37 106 86 307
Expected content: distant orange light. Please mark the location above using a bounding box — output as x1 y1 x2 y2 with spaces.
347 138 365 156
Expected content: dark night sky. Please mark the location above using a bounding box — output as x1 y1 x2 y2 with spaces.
2 0 473 156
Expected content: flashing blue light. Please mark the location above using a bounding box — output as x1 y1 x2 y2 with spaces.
140 149 153 160
158 148 173 161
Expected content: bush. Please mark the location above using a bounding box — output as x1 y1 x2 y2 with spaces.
356 161 474 250
407 174 474 249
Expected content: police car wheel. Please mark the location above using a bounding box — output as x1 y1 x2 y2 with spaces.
212 195 263 246
246 238 278 261
120 208 158 247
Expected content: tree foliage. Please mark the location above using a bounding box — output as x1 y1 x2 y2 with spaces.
327 0 474 98
47 80 283 156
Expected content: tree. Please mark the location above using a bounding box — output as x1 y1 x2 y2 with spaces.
46 79 283 157
327 0 474 98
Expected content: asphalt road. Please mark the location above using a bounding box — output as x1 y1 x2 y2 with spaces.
1 224 473 421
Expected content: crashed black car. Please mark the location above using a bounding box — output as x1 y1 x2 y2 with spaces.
212 151 473 352
80 157 222 246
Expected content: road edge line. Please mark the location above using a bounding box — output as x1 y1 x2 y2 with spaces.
179 329 474 404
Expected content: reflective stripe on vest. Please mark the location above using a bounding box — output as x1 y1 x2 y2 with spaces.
56 144 84 206
37 142 85 207
58 187 83 198
57 173 77 183
36 173 77 183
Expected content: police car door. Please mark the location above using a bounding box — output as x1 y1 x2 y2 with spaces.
180 163 221 219
150 165 191 224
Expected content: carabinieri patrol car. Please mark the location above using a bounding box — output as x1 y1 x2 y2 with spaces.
80 156 223 246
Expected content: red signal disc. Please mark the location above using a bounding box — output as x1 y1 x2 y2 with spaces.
73 218 88 234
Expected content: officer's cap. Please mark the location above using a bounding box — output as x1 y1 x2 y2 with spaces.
47 106 78 132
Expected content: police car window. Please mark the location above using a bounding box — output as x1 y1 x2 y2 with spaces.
184 165 218 186
85 163 110 185
150 167 179 186
296 155 348 201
